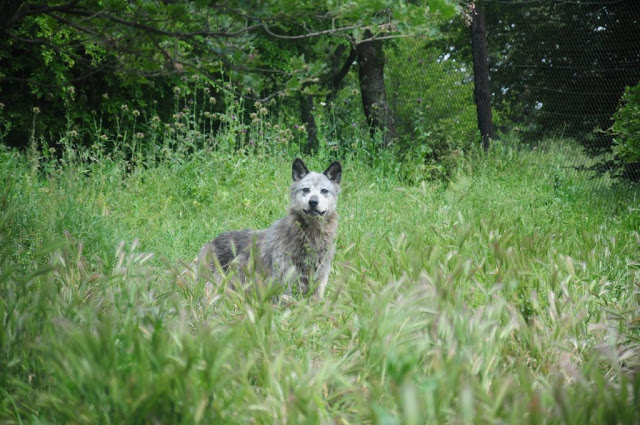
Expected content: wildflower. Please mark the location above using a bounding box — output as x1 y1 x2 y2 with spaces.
102 93 109 100
132 109 140 117
203 87 210 94
165 123 171 129
297 124 306 133
192 74 200 82
121 104 129 111
152 115 160 122
254 101 262 108
69 130 78 137
320 102 326 107
250 113 258 119
209 97 216 104
204 111 211 118
417 98 422 104
91 144 99 150
173 86 181 95
352 122 357 128
100 134 108 141
32 106 40 114
259 107 268 115
66 86 75 95
135 132 144 139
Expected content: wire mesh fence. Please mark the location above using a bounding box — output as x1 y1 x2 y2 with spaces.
389 0 640 184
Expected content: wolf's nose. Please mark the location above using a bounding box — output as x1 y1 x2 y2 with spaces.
309 198 318 209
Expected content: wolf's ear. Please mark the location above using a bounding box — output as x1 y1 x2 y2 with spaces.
323 161 342 184
292 158 310 181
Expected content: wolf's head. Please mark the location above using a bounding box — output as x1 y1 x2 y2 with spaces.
289 158 341 220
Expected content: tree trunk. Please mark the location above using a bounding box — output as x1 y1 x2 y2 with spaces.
0 1 24 33
355 30 396 146
327 44 356 103
470 2 495 150
299 93 318 154
299 44 356 154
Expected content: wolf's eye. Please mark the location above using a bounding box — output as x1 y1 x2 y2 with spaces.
321 189 329 194
302 188 310 194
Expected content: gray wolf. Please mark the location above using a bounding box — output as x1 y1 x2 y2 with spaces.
196 158 342 298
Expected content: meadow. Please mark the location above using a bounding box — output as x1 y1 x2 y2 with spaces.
1 136 639 424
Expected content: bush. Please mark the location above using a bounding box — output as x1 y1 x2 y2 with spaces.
611 81 640 180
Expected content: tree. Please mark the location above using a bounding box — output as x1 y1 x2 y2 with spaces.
468 1 494 150
356 29 397 145
0 0 459 149
480 0 640 153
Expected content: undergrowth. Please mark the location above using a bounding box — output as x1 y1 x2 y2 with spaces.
1 137 639 424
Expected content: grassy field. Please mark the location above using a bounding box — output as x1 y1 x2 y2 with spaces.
1 139 639 424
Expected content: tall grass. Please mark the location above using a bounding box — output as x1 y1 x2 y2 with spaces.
1 134 639 423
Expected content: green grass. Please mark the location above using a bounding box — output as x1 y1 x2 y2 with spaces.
1 139 639 424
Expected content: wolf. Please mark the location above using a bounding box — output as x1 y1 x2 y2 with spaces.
195 158 342 298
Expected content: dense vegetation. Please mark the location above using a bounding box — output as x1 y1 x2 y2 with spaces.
2 1 639 177
612 81 640 179
2 125 640 423
1 1 640 423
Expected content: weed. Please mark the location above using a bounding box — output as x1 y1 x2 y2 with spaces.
1 135 639 423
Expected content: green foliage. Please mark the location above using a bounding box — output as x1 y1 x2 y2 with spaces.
386 38 478 181
612 82 640 165
0 0 458 152
2 135 640 423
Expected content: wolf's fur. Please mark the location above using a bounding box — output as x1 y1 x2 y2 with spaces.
196 158 342 297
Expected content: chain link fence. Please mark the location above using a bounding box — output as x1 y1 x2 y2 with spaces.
388 0 640 183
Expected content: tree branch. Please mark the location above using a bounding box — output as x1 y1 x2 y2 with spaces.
260 22 364 40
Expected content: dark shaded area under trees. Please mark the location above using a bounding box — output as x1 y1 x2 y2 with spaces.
483 1 640 152
426 0 640 180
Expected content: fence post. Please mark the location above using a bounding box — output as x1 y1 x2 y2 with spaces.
470 1 495 150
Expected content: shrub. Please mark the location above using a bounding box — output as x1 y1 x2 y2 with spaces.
611 81 640 180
